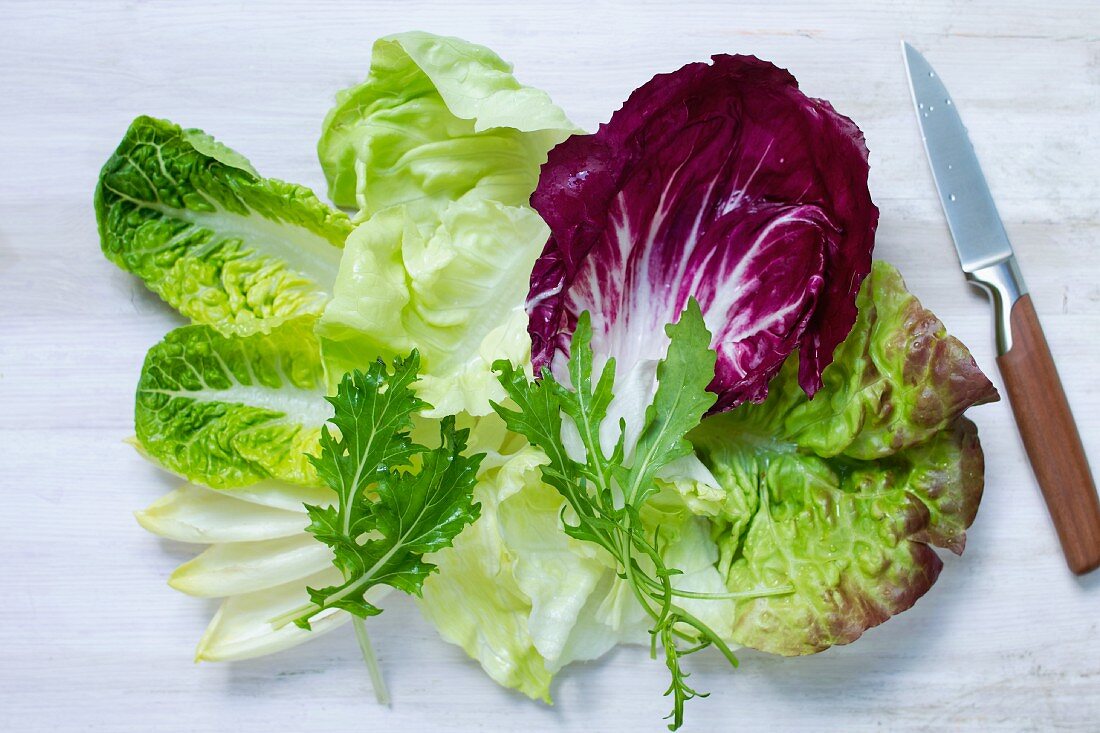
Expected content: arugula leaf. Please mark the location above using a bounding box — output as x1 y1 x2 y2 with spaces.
274 353 483 702
493 300 746 730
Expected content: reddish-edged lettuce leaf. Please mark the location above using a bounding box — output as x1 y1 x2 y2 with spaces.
687 262 998 655
528 55 879 412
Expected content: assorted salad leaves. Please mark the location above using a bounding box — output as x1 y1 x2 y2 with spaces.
494 302 746 727
98 31 998 730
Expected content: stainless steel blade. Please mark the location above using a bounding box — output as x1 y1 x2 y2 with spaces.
903 42 1014 272
903 41 1026 354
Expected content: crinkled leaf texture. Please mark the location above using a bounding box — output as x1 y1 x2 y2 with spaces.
96 116 352 335
315 32 579 417
317 201 549 417
135 317 331 489
528 54 879 413
687 262 998 656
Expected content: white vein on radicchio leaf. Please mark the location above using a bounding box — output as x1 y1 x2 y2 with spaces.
526 54 879 413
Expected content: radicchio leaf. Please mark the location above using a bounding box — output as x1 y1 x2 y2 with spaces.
528 55 879 412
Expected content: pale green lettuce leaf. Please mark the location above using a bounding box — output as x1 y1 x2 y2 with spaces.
137 480 385 662
194 567 392 662
135 483 313 543
318 199 548 417
209 480 336 512
418 447 559 701
318 31 577 214
169 533 333 597
135 318 330 488
315 32 577 417
96 116 352 335
418 444 732 701
690 261 997 656
196 569 351 662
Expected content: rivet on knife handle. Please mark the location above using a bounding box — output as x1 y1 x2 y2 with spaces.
996 294 1100 574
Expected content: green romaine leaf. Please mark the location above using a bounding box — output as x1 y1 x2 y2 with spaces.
690 261 998 656
318 31 578 214
96 116 352 335
135 317 329 488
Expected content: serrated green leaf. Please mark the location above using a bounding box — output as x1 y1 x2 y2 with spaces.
293 360 483 629
623 299 718 506
492 300 734 730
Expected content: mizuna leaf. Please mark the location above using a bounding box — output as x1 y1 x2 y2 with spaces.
290 357 482 625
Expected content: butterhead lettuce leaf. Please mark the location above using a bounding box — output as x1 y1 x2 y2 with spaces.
318 31 578 215
689 262 997 655
315 32 579 416
317 200 547 417
418 443 737 702
96 117 352 335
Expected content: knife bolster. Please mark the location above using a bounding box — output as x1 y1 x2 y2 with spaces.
966 256 1027 355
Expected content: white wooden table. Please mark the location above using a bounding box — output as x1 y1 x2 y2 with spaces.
2 1 1099 730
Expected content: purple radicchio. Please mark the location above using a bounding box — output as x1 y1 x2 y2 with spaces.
527 55 879 411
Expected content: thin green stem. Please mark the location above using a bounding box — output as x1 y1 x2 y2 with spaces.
635 577 796 601
269 602 317 630
353 617 390 705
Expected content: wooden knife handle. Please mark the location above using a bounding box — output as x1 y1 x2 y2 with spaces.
997 294 1100 574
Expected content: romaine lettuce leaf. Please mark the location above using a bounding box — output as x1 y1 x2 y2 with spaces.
135 318 330 488
527 55 879 413
689 262 997 655
96 116 352 335
314 32 578 417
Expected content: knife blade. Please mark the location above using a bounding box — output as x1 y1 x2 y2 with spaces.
903 42 1100 574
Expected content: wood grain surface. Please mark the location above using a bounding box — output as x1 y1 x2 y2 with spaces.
998 294 1100 575
1 1 1099 731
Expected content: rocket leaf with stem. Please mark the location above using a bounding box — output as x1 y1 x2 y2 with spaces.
493 301 764 729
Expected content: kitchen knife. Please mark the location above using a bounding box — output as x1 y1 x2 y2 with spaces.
903 42 1100 574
